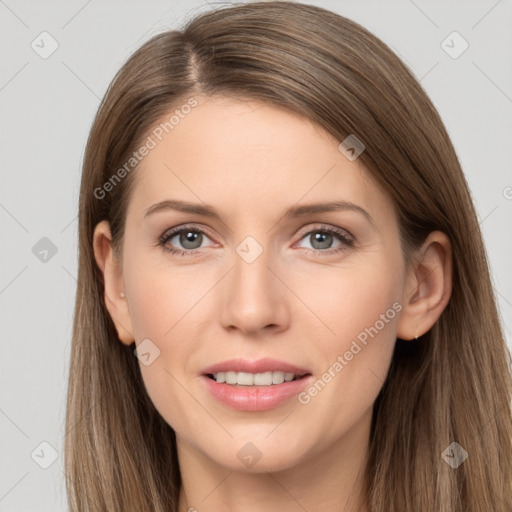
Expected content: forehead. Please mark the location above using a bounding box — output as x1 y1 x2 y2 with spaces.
127 95 395 225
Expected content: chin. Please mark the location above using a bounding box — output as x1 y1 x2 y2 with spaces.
195 434 313 474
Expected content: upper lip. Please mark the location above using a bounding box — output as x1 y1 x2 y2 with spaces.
202 358 311 376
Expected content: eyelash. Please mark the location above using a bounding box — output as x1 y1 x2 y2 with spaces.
158 223 355 258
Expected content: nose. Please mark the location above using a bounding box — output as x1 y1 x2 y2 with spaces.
220 241 290 336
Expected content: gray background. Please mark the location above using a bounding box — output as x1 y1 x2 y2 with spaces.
1 0 511 510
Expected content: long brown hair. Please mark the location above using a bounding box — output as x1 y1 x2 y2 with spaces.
64 2 512 510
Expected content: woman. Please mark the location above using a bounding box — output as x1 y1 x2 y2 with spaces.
64 2 512 511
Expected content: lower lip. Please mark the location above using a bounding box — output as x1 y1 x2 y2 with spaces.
201 374 313 411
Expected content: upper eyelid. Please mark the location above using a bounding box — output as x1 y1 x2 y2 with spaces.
160 224 217 243
296 223 353 240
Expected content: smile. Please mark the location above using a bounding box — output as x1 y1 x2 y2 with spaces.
208 371 305 386
200 358 313 411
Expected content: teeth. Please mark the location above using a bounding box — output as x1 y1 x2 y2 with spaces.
225 371 237 384
212 371 300 386
272 371 285 384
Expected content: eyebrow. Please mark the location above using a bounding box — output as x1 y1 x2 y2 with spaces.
143 199 374 225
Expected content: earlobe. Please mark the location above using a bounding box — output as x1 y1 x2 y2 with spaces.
93 220 134 345
396 231 453 341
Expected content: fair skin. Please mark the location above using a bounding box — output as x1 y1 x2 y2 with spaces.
93 95 452 512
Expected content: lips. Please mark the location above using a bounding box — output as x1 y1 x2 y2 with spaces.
201 357 311 376
200 358 313 411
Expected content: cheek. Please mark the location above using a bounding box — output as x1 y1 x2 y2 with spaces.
126 256 207 341
291 254 403 348
291 253 403 425
123 261 207 434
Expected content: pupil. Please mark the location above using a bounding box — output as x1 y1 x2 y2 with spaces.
312 231 332 249
181 231 201 249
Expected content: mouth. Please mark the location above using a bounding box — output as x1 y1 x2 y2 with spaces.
200 358 313 411
205 371 310 386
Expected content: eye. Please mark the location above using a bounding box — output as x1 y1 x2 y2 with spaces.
159 225 216 256
295 224 354 254
158 223 354 257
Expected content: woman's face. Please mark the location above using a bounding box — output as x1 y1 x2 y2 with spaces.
107 95 412 472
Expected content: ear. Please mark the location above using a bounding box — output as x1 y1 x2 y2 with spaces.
92 220 134 345
396 231 453 341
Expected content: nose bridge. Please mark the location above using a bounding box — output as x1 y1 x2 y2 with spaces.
232 233 276 301
233 236 273 291
221 233 286 332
